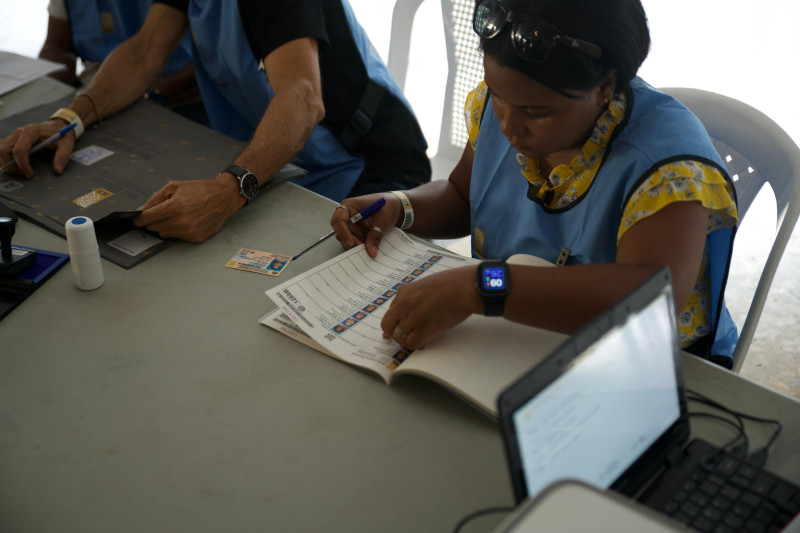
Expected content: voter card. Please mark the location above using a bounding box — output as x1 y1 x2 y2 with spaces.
225 248 291 276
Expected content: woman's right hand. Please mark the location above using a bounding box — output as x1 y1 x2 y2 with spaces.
0 120 76 177
330 193 403 258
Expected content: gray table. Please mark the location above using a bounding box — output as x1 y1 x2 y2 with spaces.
0 76 74 120
1 81 798 533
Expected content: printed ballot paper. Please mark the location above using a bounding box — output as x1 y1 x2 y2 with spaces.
262 228 565 418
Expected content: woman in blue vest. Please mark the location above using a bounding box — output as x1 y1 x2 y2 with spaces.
332 0 740 367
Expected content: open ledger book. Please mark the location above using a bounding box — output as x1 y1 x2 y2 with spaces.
261 229 568 418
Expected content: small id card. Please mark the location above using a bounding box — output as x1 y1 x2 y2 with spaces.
225 248 291 276
70 145 114 166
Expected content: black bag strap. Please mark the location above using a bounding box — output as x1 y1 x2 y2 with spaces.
338 79 386 151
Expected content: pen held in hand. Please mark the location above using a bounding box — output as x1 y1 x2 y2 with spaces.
291 197 387 261
0 121 78 173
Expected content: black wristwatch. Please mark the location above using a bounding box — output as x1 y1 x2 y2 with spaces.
224 164 259 204
477 260 511 317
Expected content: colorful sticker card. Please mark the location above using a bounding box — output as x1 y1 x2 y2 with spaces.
226 248 291 277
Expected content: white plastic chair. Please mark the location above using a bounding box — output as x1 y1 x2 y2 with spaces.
661 87 800 373
388 0 484 181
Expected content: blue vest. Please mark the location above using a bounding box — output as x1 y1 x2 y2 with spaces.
186 0 412 202
66 0 192 76
470 78 738 362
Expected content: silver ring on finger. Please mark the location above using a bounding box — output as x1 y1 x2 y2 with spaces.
394 326 407 339
370 226 384 236
336 204 351 216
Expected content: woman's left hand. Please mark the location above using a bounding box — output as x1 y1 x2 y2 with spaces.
381 266 484 350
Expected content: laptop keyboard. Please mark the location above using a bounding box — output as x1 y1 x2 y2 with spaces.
658 445 800 533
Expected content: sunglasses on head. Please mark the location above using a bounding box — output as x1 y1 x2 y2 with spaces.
473 0 603 63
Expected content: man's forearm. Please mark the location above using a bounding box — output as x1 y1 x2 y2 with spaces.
61 5 189 127
232 78 325 187
66 37 168 126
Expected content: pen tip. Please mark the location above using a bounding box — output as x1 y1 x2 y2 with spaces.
291 255 299 261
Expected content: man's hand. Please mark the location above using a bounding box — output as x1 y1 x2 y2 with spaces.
0 120 76 177
134 173 246 243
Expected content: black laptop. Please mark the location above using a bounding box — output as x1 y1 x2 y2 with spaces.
498 268 800 533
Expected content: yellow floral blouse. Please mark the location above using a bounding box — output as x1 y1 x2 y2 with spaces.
464 81 738 348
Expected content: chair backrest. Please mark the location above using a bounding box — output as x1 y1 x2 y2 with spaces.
389 0 484 179
661 87 800 373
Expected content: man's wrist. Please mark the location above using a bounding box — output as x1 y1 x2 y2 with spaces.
223 164 260 205
217 172 248 208
49 108 84 139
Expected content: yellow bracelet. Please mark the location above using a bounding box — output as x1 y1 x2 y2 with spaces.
49 107 85 139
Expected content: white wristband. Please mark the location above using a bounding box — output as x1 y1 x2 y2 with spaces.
390 190 414 230
49 107 85 139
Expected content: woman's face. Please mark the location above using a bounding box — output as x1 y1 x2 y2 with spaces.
483 55 612 160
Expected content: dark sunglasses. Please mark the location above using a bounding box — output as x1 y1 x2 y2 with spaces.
473 0 603 63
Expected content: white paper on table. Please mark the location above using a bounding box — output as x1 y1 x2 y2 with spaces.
0 52 64 96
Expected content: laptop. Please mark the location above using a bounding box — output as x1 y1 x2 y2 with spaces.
497 268 800 532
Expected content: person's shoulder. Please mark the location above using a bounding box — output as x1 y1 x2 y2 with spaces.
464 80 489 150
237 0 328 60
628 79 698 124
619 79 706 149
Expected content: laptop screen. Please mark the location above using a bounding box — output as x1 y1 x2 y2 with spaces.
508 282 681 500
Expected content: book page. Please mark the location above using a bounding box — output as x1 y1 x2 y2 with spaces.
265 229 475 382
260 304 567 417
394 316 568 417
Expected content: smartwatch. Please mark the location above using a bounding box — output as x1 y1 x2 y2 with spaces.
224 164 259 204
477 260 510 317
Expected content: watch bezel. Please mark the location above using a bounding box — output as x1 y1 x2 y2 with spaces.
238 171 259 201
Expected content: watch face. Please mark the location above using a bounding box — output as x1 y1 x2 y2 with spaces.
240 172 259 200
482 266 507 292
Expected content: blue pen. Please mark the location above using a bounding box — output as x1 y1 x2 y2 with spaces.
291 197 387 261
0 122 79 173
